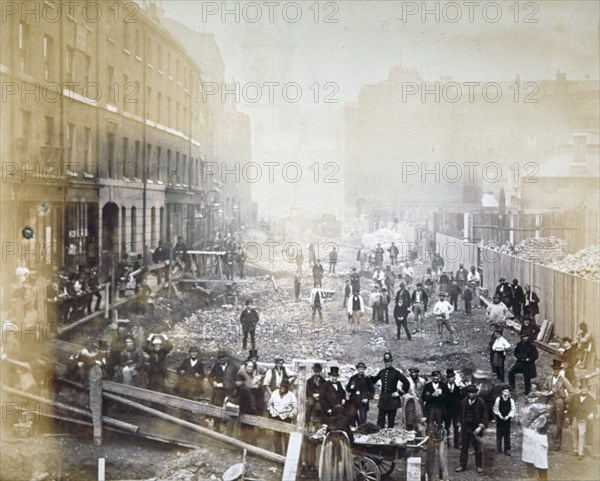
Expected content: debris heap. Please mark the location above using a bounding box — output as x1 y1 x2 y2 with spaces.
515 237 568 264
549 245 600 281
361 228 406 251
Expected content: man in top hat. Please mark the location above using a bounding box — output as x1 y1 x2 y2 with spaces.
411 283 429 333
511 279 525 319
509 334 539 395
320 366 347 422
394 282 412 341
422 370 450 431
455 384 489 474
346 362 375 426
306 363 326 426
486 295 509 325
444 368 464 449
143 334 173 392
571 378 596 459
541 359 576 451
208 350 239 407
240 299 259 350
371 352 410 428
177 346 206 399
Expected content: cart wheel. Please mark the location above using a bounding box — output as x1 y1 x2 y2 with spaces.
354 456 381 481
377 459 396 477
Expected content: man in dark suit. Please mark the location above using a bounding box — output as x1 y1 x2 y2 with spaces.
306 363 326 426
240 299 259 350
312 260 324 287
511 279 525 319
455 384 489 474
394 282 412 340
508 334 539 395
444 368 464 449
495 278 513 311
371 352 410 428
177 346 205 399
208 350 239 407
320 366 346 422
411 283 429 333
561 337 578 384
422 370 450 432
346 362 375 426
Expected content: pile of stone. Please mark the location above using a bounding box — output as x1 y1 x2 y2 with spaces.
515 237 568 264
361 228 405 251
548 245 600 281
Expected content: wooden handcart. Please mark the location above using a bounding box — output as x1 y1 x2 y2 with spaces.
351 436 428 481
317 430 428 481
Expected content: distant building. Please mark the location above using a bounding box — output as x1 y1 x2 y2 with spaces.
344 67 600 223
520 133 600 210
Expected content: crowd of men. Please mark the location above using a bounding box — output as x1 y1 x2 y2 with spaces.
9 237 597 480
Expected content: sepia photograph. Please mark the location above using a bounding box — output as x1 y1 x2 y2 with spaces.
0 1 599 480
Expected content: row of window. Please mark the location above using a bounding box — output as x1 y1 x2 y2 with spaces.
17 20 201 94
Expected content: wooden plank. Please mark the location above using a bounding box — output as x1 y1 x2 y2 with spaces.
1 384 138 433
282 432 303 481
103 381 297 434
103 390 286 465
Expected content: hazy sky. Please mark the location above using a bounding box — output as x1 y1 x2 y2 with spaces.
162 0 599 99
159 1 599 218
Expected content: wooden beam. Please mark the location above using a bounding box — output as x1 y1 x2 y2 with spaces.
1 384 138 433
282 432 303 481
103 390 286 465
102 381 297 434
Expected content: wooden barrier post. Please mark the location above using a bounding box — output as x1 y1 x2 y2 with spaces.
89 364 103 446
97 458 105 481
296 365 307 430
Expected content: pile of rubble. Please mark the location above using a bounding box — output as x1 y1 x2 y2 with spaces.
361 228 406 250
515 237 568 264
548 245 600 281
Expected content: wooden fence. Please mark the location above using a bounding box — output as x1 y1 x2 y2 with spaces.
434 233 479 273
436 234 600 340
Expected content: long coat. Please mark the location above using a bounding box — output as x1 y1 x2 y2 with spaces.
371 367 410 411
513 341 539 379
320 381 347 416
422 382 450 424
345 374 375 410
